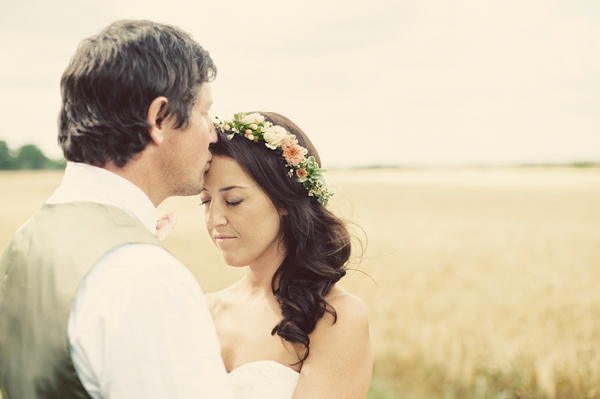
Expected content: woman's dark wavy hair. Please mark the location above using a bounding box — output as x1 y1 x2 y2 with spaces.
58 19 216 167
210 112 351 364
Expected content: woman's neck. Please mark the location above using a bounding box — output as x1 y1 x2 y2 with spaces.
242 247 285 298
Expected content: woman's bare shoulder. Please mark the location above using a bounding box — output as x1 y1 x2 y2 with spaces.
324 286 369 326
294 286 372 398
308 285 370 346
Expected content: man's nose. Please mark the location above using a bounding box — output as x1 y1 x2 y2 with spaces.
208 120 218 144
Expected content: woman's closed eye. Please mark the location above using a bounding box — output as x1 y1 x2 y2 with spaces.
200 198 242 206
199 194 211 205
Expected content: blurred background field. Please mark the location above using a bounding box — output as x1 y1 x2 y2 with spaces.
1 167 600 399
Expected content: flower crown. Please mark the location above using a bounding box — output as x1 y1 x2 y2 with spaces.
214 112 334 205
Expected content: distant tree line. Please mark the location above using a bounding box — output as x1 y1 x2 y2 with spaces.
0 141 65 170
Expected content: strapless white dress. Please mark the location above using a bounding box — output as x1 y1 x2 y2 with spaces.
229 360 300 399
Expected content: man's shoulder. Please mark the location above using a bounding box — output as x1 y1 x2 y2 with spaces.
98 244 192 286
75 243 203 318
43 202 156 235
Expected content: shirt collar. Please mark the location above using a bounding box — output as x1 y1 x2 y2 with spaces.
46 162 157 233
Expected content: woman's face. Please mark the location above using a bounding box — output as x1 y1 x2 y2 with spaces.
200 155 285 268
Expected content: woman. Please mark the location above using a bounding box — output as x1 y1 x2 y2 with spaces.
200 112 372 399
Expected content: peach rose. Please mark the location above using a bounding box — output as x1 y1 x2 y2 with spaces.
282 134 298 150
283 144 307 166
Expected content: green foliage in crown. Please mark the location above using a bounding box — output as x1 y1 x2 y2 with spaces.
214 112 334 205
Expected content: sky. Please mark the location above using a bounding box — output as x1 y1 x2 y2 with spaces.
1 0 598 168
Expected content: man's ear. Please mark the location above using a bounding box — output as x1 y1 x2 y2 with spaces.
147 96 169 145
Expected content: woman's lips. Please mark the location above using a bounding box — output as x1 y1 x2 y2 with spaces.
215 235 236 243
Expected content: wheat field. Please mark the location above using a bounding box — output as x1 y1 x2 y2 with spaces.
1 167 599 398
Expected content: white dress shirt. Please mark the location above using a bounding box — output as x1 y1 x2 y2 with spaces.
47 162 234 399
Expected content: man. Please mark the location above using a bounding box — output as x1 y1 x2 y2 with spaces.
0 20 234 398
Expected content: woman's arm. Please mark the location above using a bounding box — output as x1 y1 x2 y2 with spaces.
292 291 373 399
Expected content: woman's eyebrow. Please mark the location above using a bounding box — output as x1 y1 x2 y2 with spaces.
219 185 248 193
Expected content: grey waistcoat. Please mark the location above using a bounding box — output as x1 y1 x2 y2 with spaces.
0 202 162 399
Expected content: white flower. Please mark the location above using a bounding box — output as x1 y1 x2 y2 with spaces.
242 113 265 125
263 126 288 150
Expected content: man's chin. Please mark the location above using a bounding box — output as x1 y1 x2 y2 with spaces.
170 179 204 197
169 164 209 197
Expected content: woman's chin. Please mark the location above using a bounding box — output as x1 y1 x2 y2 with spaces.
221 254 248 268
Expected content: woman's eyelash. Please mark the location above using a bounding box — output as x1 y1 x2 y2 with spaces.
200 199 243 206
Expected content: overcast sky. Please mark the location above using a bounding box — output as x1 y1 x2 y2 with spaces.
1 0 598 167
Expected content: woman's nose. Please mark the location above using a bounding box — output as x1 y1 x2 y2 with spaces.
205 201 227 229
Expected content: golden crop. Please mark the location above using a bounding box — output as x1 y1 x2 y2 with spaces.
2 168 599 398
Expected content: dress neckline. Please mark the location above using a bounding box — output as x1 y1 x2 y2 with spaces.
229 360 300 375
